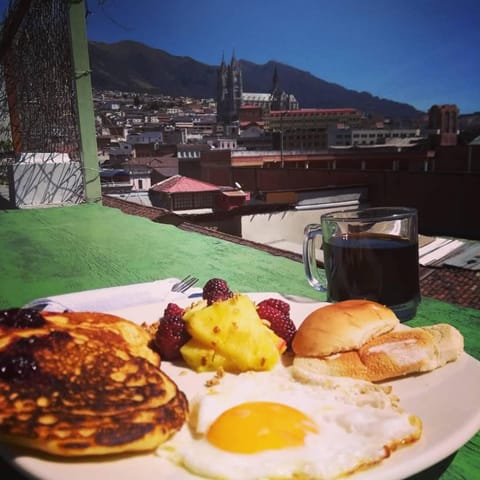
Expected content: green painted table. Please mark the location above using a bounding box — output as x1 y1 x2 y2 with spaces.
1 204 479 479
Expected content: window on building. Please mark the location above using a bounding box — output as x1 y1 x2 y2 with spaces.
194 192 214 208
173 193 193 210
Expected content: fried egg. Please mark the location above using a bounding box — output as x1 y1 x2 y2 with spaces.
158 369 422 480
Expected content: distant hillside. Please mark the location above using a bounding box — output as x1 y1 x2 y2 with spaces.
88 40 423 119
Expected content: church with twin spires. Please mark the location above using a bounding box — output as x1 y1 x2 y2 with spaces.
216 52 299 127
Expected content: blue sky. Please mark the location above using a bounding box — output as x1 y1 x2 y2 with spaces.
2 0 479 113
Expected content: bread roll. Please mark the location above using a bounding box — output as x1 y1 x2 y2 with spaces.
292 299 399 357
292 324 464 382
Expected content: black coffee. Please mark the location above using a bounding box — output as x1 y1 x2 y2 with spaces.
323 233 420 308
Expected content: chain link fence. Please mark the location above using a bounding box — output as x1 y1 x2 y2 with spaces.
0 0 86 207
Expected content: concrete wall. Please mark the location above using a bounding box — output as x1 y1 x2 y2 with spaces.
241 205 357 255
234 167 480 239
9 158 83 207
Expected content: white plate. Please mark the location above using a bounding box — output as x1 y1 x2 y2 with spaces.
3 292 480 480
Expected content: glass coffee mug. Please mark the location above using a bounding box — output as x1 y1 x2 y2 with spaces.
303 207 421 321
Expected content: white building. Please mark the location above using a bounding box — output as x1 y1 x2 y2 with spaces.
109 141 133 156
327 125 423 147
126 131 163 144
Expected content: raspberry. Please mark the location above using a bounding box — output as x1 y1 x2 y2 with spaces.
163 302 184 321
256 301 297 348
256 298 290 315
203 278 233 305
155 303 190 360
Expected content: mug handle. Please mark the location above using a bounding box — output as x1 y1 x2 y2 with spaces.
303 223 327 292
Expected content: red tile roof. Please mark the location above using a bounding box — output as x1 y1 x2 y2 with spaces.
149 175 220 193
419 266 480 309
240 121 265 127
128 155 177 167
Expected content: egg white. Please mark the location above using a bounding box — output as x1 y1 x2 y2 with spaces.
157 369 421 480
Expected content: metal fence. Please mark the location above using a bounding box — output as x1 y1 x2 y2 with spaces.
0 0 98 207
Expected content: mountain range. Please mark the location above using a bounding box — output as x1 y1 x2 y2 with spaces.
88 40 423 119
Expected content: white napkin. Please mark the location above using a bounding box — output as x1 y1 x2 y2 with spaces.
23 278 202 313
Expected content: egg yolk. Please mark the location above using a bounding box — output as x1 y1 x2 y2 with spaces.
206 401 318 453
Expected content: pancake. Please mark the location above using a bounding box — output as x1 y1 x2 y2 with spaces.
0 309 188 456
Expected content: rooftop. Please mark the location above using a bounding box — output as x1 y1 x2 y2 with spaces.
150 175 220 193
269 108 360 116
103 196 480 311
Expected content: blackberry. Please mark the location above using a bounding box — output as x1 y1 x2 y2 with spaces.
203 278 233 305
0 353 39 382
0 308 46 329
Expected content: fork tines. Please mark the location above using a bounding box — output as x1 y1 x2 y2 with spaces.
171 275 199 293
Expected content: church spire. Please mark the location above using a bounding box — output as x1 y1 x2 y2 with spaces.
216 50 244 126
272 64 280 93
230 49 239 69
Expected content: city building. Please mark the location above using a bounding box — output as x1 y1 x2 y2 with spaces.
327 125 423 147
266 108 362 150
216 54 298 132
148 174 248 212
126 131 163 144
197 143 480 239
428 104 459 146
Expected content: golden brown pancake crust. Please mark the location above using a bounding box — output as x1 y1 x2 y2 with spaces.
0 309 188 456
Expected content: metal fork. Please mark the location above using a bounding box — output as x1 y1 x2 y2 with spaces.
171 275 199 293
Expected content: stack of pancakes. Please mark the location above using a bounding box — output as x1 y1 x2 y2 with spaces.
0 309 187 456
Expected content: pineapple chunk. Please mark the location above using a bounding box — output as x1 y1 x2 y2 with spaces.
180 338 236 372
182 294 283 372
